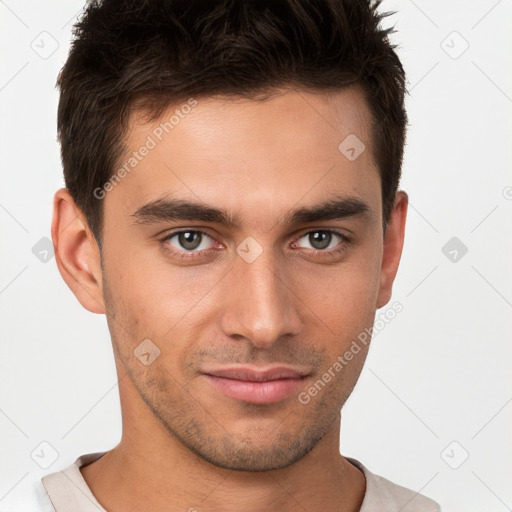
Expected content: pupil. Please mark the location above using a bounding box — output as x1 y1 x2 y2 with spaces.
310 231 330 250
179 231 201 250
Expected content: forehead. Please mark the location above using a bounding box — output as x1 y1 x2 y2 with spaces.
106 86 380 229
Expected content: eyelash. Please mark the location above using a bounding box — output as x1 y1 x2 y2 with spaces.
159 229 350 260
160 229 219 260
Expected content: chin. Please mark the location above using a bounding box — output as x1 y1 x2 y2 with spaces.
181 426 323 472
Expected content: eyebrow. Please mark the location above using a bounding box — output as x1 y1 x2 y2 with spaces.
131 195 371 228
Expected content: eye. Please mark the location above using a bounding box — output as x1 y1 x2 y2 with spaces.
162 230 216 253
294 230 348 252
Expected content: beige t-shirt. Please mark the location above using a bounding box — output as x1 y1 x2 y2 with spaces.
37 451 441 511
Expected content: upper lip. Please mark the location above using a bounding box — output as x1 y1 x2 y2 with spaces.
203 366 310 382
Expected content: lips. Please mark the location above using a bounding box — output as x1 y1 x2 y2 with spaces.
202 366 310 404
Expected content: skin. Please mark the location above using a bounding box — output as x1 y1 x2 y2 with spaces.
52 85 408 512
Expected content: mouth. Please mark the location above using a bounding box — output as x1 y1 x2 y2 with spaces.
201 366 310 404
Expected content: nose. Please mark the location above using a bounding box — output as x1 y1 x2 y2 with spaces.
220 247 303 349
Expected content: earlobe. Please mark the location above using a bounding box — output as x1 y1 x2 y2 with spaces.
51 188 106 314
376 190 408 309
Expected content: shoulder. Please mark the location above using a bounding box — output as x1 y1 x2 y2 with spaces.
347 458 441 512
34 479 57 512
39 451 108 512
4 478 56 512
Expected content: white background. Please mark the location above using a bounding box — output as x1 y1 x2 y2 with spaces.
1 1 511 511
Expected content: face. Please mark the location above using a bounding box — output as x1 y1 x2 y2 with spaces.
57 86 406 472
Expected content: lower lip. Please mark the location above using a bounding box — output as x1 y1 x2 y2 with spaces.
203 375 307 404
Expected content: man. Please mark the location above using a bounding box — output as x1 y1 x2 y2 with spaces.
36 0 441 510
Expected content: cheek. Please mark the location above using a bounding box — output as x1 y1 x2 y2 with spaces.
102 244 222 352
302 257 381 330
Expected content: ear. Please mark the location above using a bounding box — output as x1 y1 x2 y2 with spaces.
51 188 106 314
376 190 408 309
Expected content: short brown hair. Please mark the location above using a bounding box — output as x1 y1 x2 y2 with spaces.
57 0 407 243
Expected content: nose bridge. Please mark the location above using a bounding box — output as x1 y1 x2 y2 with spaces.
220 241 302 348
